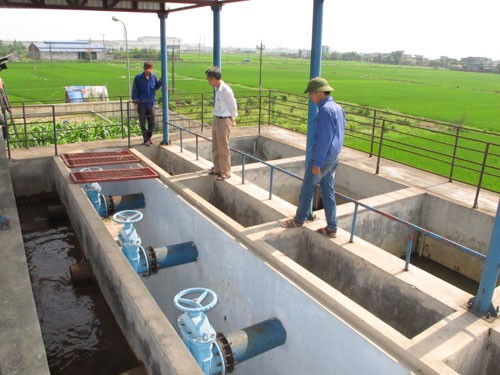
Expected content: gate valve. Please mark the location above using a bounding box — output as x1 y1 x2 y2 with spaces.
112 211 198 276
112 210 149 275
79 167 145 217
174 288 221 375
175 288 287 375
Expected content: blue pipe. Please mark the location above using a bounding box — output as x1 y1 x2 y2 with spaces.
211 5 222 69
223 318 286 365
470 200 500 317
112 193 146 212
149 241 199 272
158 12 170 145
86 188 145 217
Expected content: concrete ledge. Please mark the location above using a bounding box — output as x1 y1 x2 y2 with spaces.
0 137 50 374
51 156 203 375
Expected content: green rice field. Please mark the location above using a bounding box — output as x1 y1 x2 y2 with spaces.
3 53 500 131
2 54 499 192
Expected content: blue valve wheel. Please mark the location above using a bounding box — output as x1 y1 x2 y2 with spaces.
112 210 143 224
174 287 218 313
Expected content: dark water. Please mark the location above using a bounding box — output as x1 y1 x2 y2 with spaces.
17 194 140 375
408 254 479 295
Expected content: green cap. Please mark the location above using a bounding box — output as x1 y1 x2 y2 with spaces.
304 77 334 93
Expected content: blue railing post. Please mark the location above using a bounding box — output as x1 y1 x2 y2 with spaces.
350 203 359 243
404 228 416 271
127 100 131 148
241 154 246 184
52 105 57 155
470 200 500 317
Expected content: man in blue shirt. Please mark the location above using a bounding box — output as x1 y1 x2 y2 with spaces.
132 61 162 146
281 77 345 238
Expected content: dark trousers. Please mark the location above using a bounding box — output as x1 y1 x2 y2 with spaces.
137 106 156 142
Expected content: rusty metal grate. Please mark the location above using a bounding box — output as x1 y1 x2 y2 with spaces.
61 150 140 168
71 167 159 184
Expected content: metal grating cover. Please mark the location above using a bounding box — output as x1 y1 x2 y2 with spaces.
61 150 140 168
71 167 159 184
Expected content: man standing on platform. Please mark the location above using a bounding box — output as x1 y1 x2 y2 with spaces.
205 66 238 181
132 61 162 146
281 77 345 238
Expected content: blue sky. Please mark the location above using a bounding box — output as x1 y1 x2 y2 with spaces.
1 0 498 60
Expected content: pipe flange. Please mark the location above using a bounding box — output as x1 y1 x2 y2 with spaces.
146 246 158 275
106 195 115 216
216 332 235 373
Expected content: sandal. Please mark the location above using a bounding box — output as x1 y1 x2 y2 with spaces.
317 226 337 238
216 175 230 181
280 218 303 228
208 170 219 176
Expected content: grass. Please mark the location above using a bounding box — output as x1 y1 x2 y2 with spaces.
3 54 500 131
2 55 499 191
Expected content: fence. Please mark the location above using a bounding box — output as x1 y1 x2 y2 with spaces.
4 90 500 203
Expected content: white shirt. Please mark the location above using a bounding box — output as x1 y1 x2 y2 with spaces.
213 81 238 118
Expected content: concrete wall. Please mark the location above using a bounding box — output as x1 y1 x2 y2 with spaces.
264 228 454 339
0 139 50 374
101 176 410 375
50 158 203 375
418 194 495 282
338 194 425 257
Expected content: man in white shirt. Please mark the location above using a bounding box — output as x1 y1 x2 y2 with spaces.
205 66 238 181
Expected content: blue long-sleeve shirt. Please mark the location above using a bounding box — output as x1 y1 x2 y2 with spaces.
131 72 161 107
311 96 345 168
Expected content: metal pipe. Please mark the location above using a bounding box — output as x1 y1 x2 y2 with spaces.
111 193 145 212
223 318 286 365
152 242 198 270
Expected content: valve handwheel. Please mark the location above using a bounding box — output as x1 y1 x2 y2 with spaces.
112 210 143 225
174 287 218 313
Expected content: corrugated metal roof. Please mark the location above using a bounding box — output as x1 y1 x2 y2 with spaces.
0 0 248 14
33 41 105 52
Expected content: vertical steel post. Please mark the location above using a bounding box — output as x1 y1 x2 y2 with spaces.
306 0 324 163
211 5 222 69
473 143 490 209
470 200 500 317
158 12 170 145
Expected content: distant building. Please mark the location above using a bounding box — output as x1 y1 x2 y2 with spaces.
460 57 496 72
104 36 182 51
29 41 105 61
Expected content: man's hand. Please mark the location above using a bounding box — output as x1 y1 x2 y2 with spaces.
230 118 236 127
312 165 321 175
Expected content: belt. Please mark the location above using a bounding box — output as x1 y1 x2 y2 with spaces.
215 116 231 119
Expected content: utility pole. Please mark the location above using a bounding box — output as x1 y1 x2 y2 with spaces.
256 41 265 132
257 41 265 90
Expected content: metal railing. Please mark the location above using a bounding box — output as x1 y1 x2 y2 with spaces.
170 121 486 272
4 90 499 202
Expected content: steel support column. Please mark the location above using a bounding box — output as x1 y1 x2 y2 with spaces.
158 12 170 145
211 5 222 69
306 0 325 162
470 200 500 317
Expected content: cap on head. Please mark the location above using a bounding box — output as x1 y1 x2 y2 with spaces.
143 61 153 70
304 77 334 93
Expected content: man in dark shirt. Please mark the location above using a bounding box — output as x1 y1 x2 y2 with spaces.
131 61 162 146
